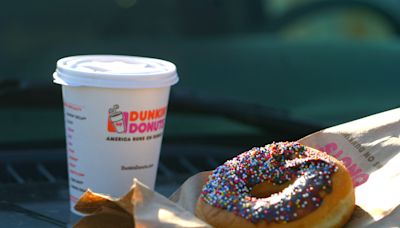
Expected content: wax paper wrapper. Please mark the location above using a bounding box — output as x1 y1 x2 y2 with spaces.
73 108 400 227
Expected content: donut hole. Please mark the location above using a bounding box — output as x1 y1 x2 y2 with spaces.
250 180 294 198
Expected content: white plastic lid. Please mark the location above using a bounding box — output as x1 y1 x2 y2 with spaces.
53 55 179 89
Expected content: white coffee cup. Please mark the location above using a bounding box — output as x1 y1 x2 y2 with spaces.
53 55 178 214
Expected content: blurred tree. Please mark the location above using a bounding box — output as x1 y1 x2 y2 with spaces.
263 0 400 40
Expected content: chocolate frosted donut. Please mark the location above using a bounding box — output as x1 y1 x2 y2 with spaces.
196 142 355 228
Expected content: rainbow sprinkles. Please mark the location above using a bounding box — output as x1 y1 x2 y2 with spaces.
200 141 339 223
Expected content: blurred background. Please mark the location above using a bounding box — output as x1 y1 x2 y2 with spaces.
0 0 400 226
1 0 400 148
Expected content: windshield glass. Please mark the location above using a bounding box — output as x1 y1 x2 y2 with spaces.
2 0 399 147
1 1 400 227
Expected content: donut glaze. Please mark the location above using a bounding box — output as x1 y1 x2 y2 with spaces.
196 142 355 227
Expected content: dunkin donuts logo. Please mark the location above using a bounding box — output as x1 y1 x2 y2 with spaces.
107 104 166 134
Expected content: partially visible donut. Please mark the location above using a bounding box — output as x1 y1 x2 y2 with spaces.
196 141 355 228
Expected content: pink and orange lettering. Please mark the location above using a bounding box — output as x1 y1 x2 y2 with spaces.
108 106 167 134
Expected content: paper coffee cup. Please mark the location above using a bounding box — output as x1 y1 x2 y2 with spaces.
53 55 178 214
